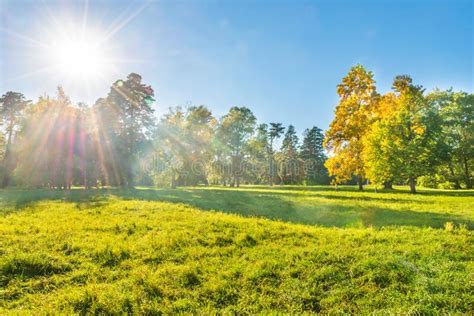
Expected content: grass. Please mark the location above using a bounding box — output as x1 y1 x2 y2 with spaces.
0 186 473 313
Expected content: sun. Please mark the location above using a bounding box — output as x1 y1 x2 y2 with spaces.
39 16 122 90
51 39 106 79
47 27 113 83
2 0 150 100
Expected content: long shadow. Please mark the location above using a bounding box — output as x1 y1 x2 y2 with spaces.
251 184 474 197
112 188 474 229
0 188 109 211
196 187 434 205
0 187 472 229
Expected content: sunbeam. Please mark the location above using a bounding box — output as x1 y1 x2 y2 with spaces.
0 0 148 102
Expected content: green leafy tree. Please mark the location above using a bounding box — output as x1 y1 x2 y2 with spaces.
246 123 270 184
427 90 473 189
154 107 186 188
217 107 256 187
183 105 216 185
363 75 442 193
15 87 78 189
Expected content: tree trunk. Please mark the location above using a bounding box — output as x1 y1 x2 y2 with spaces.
269 157 273 186
409 176 416 193
357 177 363 191
383 181 393 190
171 172 177 189
1 124 14 188
463 157 472 189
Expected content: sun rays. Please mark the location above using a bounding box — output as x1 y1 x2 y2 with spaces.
1 0 151 102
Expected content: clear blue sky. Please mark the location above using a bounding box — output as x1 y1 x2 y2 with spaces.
1 0 472 132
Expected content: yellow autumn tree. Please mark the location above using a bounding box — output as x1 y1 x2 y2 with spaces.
324 64 378 190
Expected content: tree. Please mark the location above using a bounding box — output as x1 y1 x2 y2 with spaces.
76 102 100 189
300 126 329 184
0 91 30 187
427 90 473 189
98 73 155 187
363 75 442 193
183 105 215 185
154 107 186 188
268 122 285 185
246 123 270 184
362 92 400 190
217 107 256 187
324 65 378 190
279 125 301 184
15 87 78 189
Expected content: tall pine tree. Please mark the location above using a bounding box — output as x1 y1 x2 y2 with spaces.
300 126 329 184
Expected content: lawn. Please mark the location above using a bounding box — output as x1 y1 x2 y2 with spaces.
0 186 473 313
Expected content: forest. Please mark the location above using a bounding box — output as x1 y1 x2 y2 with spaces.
0 65 472 193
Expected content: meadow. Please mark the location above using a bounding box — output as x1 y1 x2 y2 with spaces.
1 186 473 313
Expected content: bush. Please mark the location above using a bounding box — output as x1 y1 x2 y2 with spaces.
417 175 437 188
418 174 457 189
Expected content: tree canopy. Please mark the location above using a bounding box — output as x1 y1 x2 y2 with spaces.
0 67 472 193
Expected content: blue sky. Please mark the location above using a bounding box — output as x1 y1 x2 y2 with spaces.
0 0 472 132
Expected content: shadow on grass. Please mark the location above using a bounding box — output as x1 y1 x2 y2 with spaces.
0 187 472 229
203 187 434 205
244 184 474 197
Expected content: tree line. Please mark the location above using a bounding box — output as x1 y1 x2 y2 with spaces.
0 73 328 189
0 66 472 192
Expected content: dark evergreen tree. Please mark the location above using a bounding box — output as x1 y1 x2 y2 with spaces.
300 126 329 184
279 125 301 184
0 91 31 187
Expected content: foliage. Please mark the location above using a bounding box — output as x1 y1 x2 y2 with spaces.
0 66 472 191
363 76 443 193
267 122 285 185
216 107 256 187
0 91 31 187
324 65 378 189
95 73 155 187
245 123 270 184
427 90 474 189
14 88 81 188
278 125 302 184
154 106 215 187
300 126 329 185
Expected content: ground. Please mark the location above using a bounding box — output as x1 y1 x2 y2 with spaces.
0 186 473 313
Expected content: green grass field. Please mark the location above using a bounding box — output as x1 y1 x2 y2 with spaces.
1 186 473 313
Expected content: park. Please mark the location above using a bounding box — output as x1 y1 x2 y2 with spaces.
0 0 472 313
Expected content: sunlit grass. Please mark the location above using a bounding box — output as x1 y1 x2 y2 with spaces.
0 186 473 313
